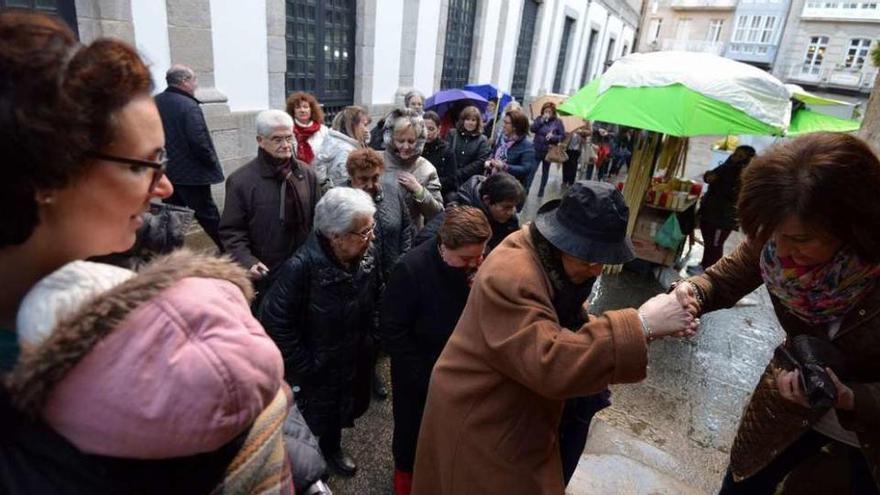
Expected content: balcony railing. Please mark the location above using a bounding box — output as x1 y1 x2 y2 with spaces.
659 38 726 55
801 4 880 21
670 0 737 10
786 65 878 92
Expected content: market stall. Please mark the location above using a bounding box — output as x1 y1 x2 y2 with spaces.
558 51 791 269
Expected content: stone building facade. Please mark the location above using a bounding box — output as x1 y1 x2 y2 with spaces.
774 0 880 96
15 0 641 208
637 0 737 56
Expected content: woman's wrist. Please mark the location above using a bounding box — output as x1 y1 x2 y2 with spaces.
637 310 655 342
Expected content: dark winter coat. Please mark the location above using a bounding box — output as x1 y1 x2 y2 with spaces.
698 158 748 231
422 139 457 203
154 87 224 186
344 175 413 284
501 136 538 187
259 233 380 437
688 238 880 489
414 175 519 253
446 130 491 185
530 116 566 159
219 152 319 273
380 239 472 471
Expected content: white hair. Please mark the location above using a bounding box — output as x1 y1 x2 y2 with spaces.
256 109 293 137
404 90 424 107
382 108 426 154
314 187 376 237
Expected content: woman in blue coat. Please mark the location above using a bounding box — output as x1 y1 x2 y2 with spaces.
529 102 566 197
486 109 537 198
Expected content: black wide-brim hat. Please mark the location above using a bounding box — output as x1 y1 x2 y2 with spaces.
534 181 635 265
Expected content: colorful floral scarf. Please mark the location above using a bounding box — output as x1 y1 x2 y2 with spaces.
760 240 880 325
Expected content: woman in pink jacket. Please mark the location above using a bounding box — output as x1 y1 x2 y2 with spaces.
0 10 291 494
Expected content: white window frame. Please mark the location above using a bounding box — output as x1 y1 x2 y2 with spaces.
843 38 872 70
648 18 663 42
707 19 724 43
802 36 829 75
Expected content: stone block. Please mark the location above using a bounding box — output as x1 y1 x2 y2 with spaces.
166 0 212 29
267 35 286 73
97 20 135 44
76 18 101 44
269 74 287 109
211 129 241 162
265 0 286 37
205 111 238 131
75 0 98 19
96 0 132 21
168 27 214 72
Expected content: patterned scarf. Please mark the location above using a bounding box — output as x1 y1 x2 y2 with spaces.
493 135 518 163
760 240 880 325
293 120 321 164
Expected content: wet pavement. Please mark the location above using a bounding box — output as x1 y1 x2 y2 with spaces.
184 161 786 494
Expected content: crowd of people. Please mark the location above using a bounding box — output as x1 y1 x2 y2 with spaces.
2 9 880 495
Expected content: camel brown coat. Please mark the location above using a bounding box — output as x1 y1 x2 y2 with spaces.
688 237 880 488
411 227 648 495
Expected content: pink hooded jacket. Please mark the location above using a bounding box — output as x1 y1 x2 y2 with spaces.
7 250 284 460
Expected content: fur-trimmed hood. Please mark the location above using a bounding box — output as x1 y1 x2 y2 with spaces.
6 249 283 460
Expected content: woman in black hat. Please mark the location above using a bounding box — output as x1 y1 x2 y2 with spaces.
411 181 699 495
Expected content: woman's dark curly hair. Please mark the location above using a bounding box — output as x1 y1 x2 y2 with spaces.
738 132 880 262
0 10 153 247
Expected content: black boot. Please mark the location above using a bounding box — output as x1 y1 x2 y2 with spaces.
326 448 357 476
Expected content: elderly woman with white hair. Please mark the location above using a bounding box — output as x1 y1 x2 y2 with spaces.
259 187 380 477
383 108 443 230
220 109 319 290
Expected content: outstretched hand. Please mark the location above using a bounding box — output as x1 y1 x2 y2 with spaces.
638 293 699 340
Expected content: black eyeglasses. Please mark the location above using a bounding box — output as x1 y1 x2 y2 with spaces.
86 149 168 193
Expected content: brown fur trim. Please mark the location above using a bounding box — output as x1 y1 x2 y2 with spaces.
6 249 253 417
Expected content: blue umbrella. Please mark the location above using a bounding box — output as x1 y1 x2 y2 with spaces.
464 83 513 114
424 89 488 119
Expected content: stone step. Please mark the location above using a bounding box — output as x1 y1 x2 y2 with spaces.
566 419 709 495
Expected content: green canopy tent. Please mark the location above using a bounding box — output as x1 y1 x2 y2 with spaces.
558 79 785 137
788 108 860 136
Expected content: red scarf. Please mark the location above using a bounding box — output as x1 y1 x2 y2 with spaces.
293 120 321 164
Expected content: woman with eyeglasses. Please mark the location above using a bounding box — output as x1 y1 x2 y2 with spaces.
260 187 381 477
0 11 290 493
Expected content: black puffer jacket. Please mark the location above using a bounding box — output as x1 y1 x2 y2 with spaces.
154 87 224 186
367 175 413 283
258 233 379 436
415 175 520 253
422 139 457 203
699 158 749 231
446 130 491 185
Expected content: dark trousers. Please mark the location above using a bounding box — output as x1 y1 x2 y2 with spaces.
559 390 611 486
318 425 342 457
562 150 581 186
536 160 553 195
719 429 878 494
165 184 223 250
390 363 430 473
699 219 732 269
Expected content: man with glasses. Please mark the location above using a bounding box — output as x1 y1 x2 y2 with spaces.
155 64 225 249
219 109 319 294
